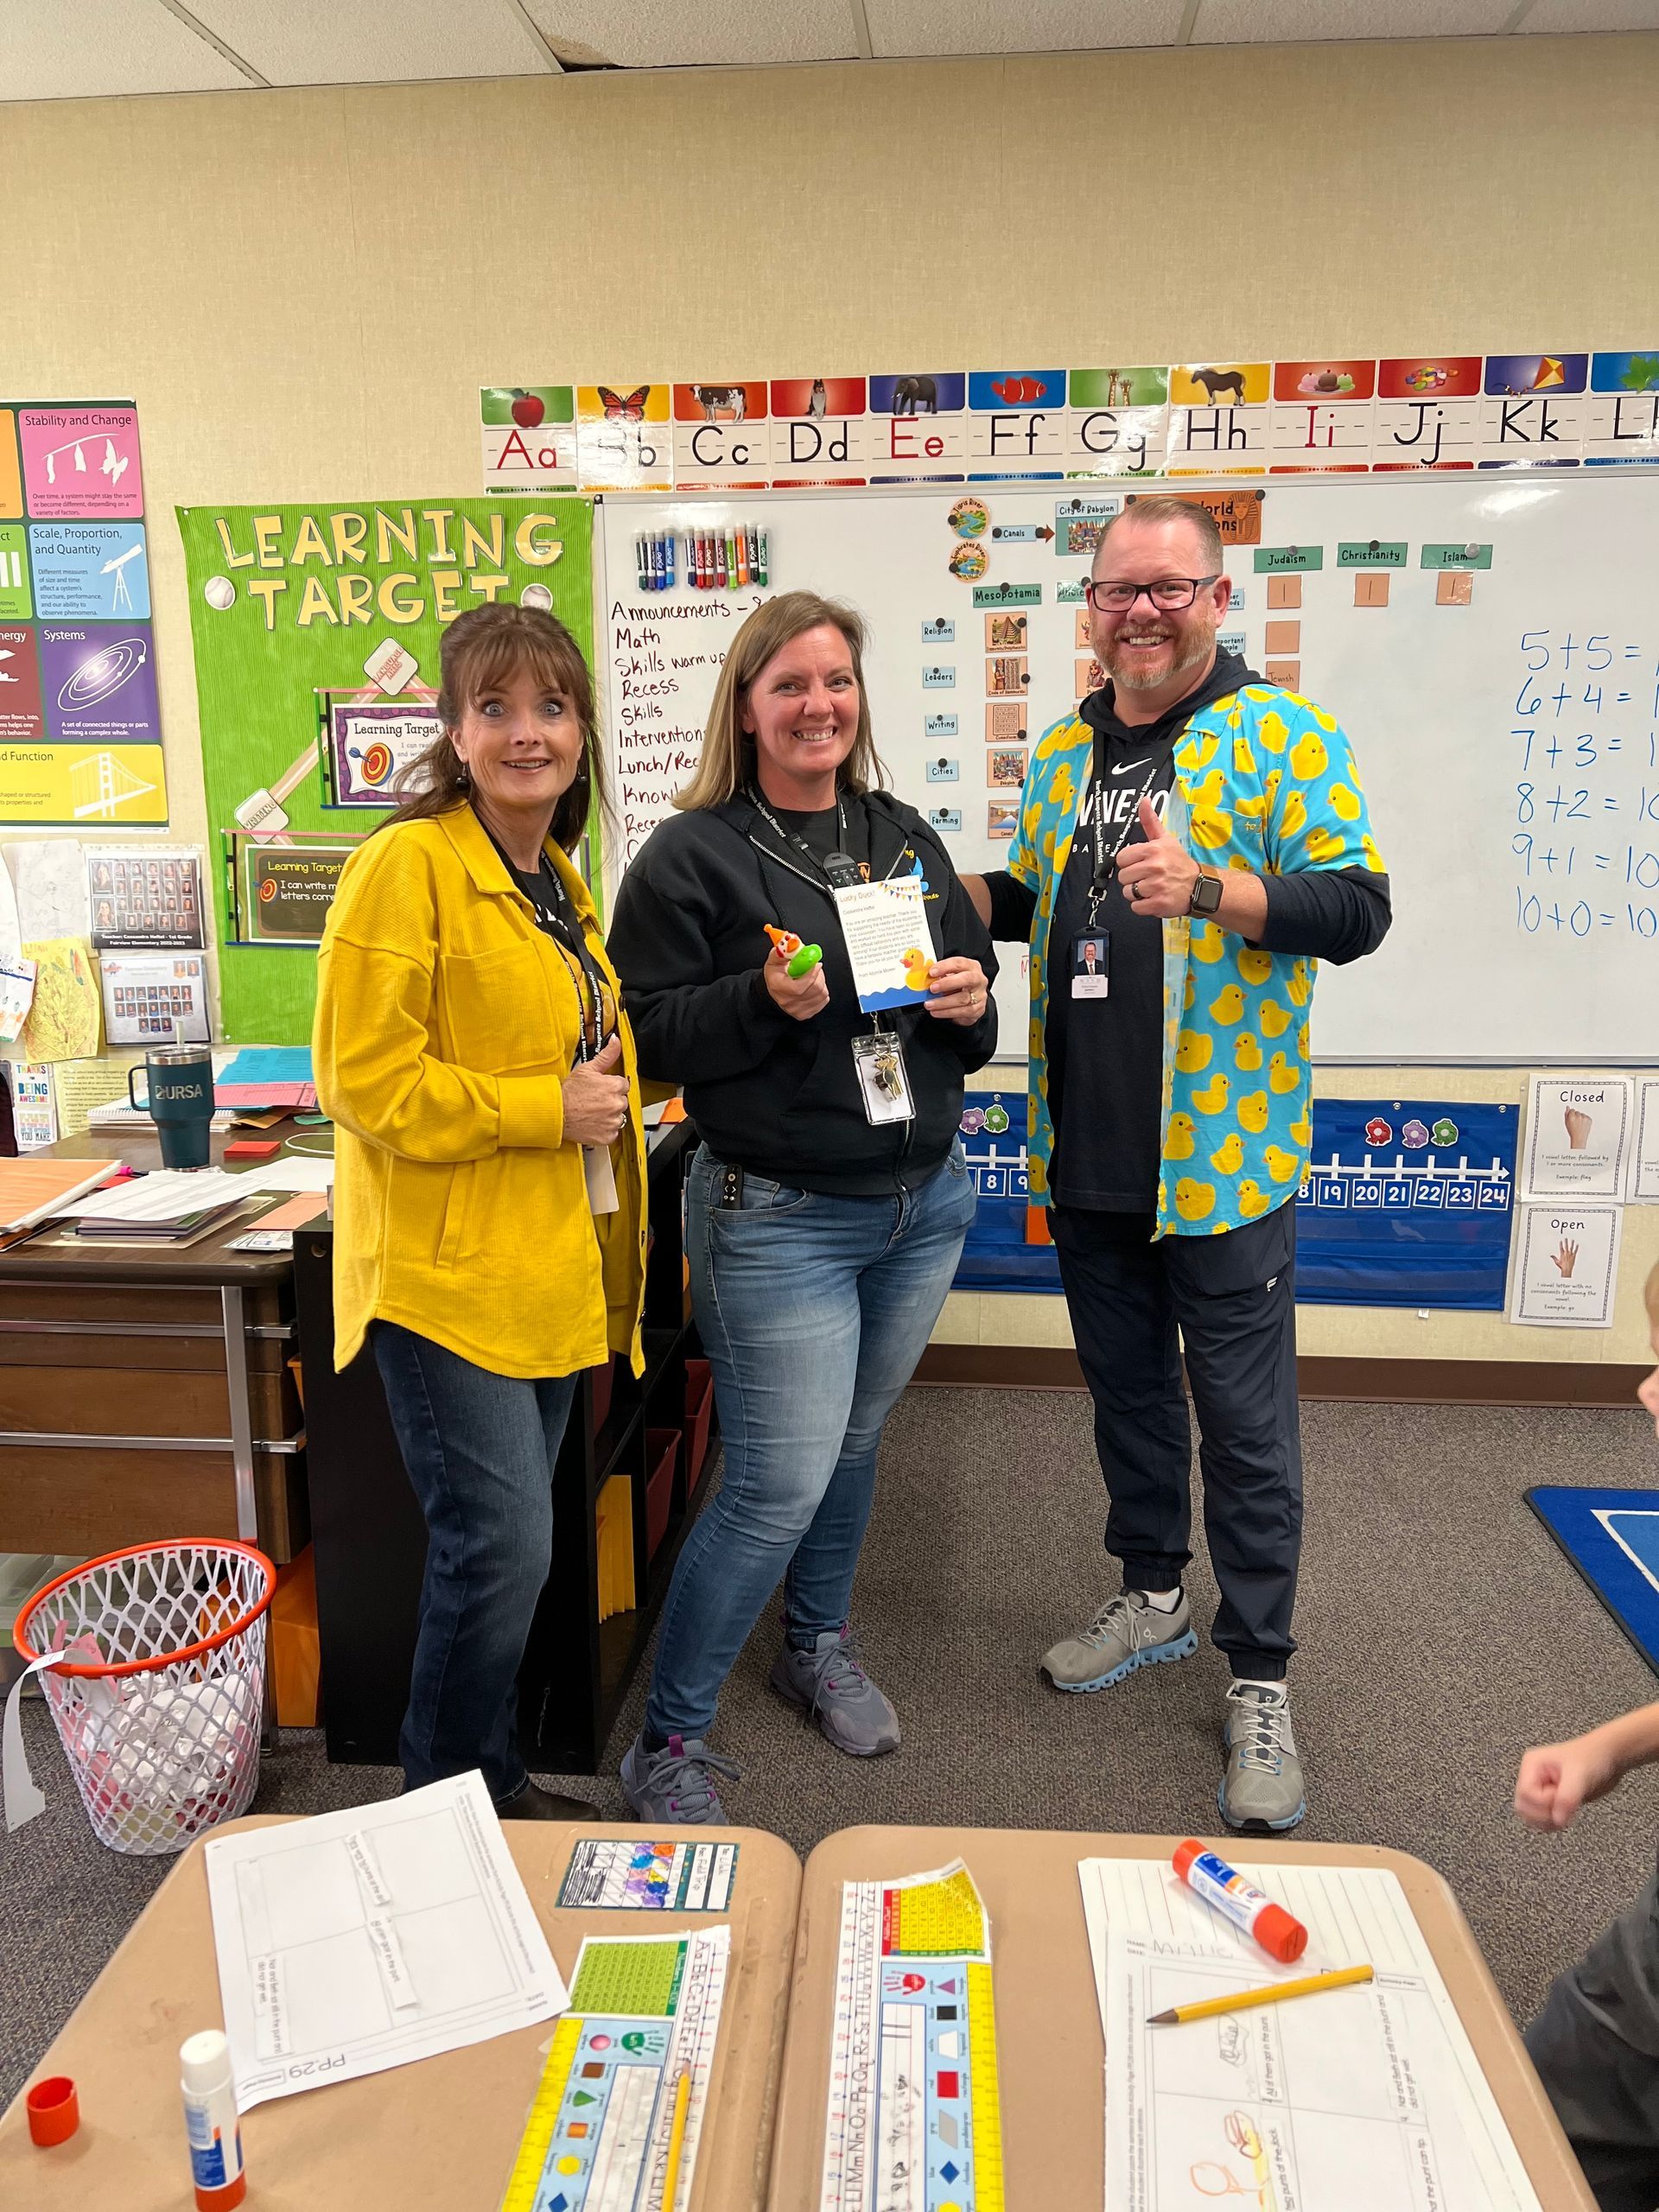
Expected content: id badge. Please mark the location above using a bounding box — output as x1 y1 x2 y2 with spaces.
583 1142 620 1214
851 1030 915 1125
1071 929 1110 1001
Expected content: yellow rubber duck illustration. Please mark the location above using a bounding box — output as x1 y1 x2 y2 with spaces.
1263 1144 1302 1184
1259 1000 1293 1037
1236 947 1273 986
1238 1089 1269 1133
1236 1178 1272 1218
1191 1070 1230 1116
1176 1029 1213 1072
1289 728 1328 780
1164 1112 1197 1160
1234 1032 1262 1071
1192 922 1224 963
1175 1179 1217 1222
1329 782 1362 822
1210 984 1245 1026
901 947 933 993
1268 1051 1300 1094
1211 1132 1243 1173
1258 710 1290 755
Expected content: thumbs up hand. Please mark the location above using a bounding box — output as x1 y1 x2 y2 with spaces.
1114 793 1201 918
562 1033 631 1147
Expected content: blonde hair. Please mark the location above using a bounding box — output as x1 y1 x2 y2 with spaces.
676 591 889 811
1646 1259 1659 1329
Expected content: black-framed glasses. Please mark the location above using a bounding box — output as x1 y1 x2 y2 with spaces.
1084 575 1220 613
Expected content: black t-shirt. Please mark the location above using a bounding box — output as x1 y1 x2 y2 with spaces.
771 797 874 877
1047 650 1257 1211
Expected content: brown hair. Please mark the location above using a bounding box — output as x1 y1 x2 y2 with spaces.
1095 494 1225 577
676 590 889 811
381 602 607 851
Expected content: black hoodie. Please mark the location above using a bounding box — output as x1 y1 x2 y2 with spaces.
607 789 997 1196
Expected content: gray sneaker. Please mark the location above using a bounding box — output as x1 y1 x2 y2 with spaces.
620 1733 739 1826
769 1628 900 1756
1039 1589 1198 1692
1219 1681 1306 1833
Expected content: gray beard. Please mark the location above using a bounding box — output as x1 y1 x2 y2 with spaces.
1107 626 1216 691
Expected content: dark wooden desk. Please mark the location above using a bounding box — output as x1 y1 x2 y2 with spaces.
0 1122 320 1562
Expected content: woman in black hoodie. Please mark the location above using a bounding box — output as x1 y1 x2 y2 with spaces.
608 591 996 1824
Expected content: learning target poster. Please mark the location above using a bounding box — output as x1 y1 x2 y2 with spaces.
0 401 168 825
176 498 593 1043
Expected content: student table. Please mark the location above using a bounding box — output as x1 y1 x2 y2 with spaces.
0 1814 799 2211
769 1826 1597 2212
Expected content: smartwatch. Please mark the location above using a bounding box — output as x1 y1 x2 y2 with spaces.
1188 864 1224 918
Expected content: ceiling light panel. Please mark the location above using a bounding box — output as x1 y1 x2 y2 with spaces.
867 0 1186 57
0 0 251 101
185 0 554 86
522 0 858 67
1192 0 1514 39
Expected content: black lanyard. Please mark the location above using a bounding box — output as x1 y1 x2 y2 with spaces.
485 829 609 1060
1084 727 1180 925
746 790 864 889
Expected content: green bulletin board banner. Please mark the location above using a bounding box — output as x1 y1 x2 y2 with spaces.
176 497 594 1045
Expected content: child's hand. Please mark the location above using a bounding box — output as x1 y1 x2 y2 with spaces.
1515 1729 1626 1830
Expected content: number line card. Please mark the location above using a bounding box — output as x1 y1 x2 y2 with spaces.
820 1859 1006 2212
502 1927 729 2212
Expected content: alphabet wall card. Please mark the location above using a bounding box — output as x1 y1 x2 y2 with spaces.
1521 1073 1634 1199
480 386 577 494
1510 1201 1624 1327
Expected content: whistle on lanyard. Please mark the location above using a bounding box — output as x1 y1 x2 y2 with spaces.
764 925 824 979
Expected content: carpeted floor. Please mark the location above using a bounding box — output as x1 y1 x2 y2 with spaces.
4 1387 1657 2113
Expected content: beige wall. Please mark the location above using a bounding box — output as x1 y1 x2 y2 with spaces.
1 34 1655 1364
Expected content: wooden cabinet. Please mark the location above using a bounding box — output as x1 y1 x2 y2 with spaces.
298 1120 716 1776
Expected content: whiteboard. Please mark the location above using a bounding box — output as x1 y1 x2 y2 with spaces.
596 477 1659 1064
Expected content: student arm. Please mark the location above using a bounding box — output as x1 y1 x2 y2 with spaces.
1515 1700 1659 1830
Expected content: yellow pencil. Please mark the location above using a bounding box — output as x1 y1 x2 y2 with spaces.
1148 1963 1375 2025
658 2068 692 2210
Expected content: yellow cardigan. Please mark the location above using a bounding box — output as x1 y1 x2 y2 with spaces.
314 806 646 1380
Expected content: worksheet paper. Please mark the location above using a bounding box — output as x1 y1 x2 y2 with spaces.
1079 1858 1543 2212
204 1770 569 2112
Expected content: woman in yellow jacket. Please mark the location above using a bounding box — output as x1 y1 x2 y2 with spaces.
315 602 645 1821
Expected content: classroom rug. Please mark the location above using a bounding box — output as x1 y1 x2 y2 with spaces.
1528 1485 1659 1679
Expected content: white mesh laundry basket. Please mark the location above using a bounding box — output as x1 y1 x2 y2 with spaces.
12 1539 274 1856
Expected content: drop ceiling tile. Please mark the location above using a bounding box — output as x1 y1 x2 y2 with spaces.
1520 0 1659 27
868 0 1186 57
186 0 551 86
522 0 857 67
1192 0 1513 39
0 0 250 101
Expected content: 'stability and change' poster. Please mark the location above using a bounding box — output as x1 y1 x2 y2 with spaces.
0 399 168 825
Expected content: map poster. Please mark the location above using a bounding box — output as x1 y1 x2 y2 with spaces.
0 402 168 826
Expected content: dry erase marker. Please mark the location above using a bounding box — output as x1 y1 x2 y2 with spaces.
635 536 650 592
715 531 728 588
735 524 750 586
747 522 760 583
699 530 713 589
757 529 770 587
722 526 736 588
664 533 676 588
1173 1840 1307 1962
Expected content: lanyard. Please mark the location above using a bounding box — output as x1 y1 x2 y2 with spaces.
485 829 609 1060
747 789 908 890
1084 727 1179 926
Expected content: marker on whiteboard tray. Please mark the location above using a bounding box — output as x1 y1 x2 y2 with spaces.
747 523 760 584
634 537 650 592
1173 1840 1308 1963
699 531 713 589
735 524 750 587
757 529 770 587
725 527 740 588
664 533 676 589
715 531 728 589
651 535 666 592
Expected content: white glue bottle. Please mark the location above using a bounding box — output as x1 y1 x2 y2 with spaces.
180 2031 247 2210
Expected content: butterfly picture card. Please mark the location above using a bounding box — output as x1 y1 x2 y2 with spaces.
576 383 673 490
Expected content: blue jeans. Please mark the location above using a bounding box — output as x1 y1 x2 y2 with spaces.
644 1142 976 1744
372 1321 578 1803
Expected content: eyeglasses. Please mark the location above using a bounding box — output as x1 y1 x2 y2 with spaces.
1084 575 1221 613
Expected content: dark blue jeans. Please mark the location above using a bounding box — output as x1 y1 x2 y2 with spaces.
643 1142 976 1745
372 1321 578 1803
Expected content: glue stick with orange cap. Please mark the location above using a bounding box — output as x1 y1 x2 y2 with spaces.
1173 1839 1308 1964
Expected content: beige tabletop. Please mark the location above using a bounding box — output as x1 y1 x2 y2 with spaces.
0 1815 800 2212
769 1826 1596 2212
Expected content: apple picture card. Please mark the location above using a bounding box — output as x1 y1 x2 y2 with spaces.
1510 1203 1624 1327
1521 1074 1632 1200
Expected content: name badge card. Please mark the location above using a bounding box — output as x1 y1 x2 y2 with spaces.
832 879 933 1014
